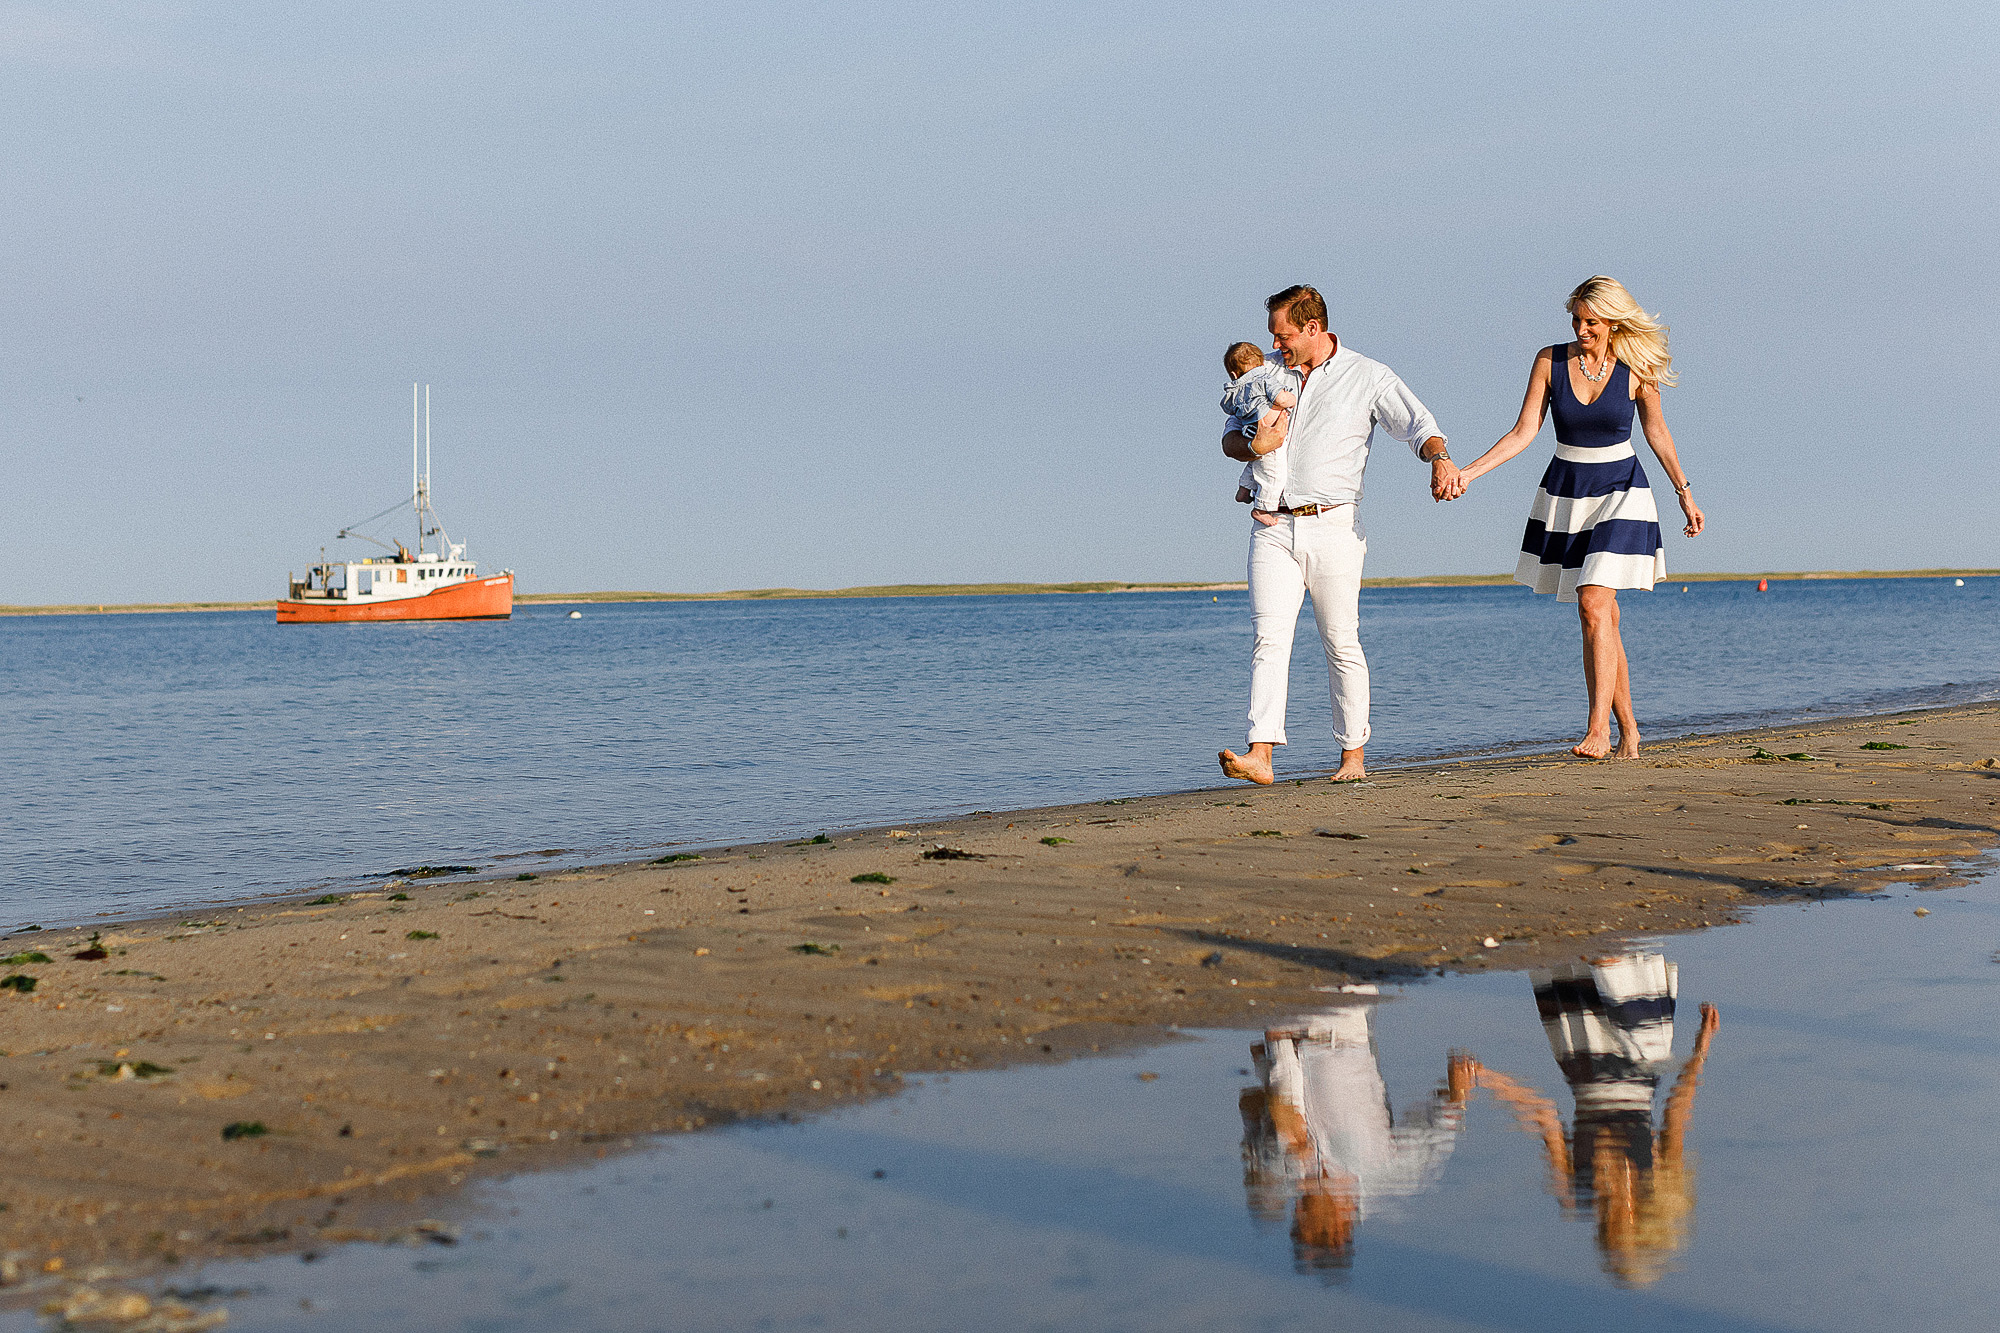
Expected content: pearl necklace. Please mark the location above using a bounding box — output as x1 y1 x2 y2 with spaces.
1578 346 1612 383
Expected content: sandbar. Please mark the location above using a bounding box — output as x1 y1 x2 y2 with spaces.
0 704 1992 1292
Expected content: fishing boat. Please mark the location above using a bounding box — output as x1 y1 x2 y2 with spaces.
276 386 514 624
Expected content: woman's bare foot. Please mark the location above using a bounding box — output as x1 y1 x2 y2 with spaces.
1220 746 1275 784
1331 748 1366 782
1613 730 1641 759
1571 730 1613 759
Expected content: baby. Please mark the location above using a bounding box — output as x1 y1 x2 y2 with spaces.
1221 341 1298 520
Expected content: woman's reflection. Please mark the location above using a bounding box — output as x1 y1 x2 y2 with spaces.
1468 952 1720 1287
1239 985 1473 1276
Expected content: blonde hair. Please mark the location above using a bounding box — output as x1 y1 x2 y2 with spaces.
1224 341 1265 378
1591 1138 1697 1288
1567 276 1677 388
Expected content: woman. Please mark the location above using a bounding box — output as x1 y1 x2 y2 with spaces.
1467 952 1720 1289
1458 276 1704 759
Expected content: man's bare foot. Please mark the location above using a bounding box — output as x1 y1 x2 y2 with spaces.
1571 730 1613 759
1331 748 1366 782
1614 731 1641 759
1219 747 1275 785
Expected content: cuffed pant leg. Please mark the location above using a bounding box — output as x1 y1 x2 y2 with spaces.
1247 518 1306 746
1300 507 1370 751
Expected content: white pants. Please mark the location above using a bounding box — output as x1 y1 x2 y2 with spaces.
1247 506 1370 750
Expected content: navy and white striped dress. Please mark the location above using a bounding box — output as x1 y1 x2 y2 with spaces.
1515 345 1666 602
1530 952 1677 1194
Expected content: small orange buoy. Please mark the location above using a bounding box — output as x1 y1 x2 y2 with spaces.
1756 578 1769 592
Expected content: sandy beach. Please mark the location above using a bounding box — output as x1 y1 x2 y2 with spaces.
0 703 1992 1291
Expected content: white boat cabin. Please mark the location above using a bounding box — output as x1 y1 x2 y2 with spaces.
290 549 481 604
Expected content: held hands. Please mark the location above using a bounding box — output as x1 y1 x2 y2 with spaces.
1447 1050 1480 1104
1430 457 1466 502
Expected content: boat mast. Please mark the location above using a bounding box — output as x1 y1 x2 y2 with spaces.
424 384 432 558
410 382 437 557
412 383 422 556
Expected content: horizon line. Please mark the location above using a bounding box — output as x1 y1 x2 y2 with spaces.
2 568 1993 618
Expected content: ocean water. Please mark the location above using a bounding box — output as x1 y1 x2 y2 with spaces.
0 577 1993 922
34 862 2000 1331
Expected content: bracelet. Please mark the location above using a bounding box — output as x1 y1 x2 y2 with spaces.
1674 479 1693 494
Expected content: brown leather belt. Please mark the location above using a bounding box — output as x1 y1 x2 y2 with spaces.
1275 504 1324 517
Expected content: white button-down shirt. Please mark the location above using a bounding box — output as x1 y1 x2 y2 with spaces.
1277 340 1444 508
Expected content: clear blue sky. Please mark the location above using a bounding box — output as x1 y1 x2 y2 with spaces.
3 1 1994 602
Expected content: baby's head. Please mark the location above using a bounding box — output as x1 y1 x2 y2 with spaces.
1224 342 1265 379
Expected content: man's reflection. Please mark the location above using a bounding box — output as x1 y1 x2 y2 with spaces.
1468 952 1720 1287
1239 986 1472 1275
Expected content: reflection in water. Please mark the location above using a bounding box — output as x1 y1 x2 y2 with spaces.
1239 985 1473 1276
1475 952 1720 1287
1239 954 1720 1288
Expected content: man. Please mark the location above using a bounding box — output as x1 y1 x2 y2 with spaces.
1218 285 1460 785
1239 992 1473 1271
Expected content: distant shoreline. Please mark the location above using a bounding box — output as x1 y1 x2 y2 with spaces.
3 569 1993 617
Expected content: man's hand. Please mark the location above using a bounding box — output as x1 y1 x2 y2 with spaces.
1251 409 1290 455
1430 457 1465 502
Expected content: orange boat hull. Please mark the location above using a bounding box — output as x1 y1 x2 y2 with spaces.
276 574 514 624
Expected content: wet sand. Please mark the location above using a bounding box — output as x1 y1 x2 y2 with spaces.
0 704 1993 1289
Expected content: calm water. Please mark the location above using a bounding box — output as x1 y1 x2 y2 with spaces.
49 863 1999 1332
1 578 1994 922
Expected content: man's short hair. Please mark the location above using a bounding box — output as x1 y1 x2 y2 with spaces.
1224 342 1265 378
1266 285 1328 333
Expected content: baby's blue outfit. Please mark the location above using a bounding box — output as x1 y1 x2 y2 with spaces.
1224 355 1299 510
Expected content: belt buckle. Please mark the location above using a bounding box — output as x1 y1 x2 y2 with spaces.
1293 504 1320 517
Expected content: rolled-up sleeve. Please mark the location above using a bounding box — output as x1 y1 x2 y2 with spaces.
1372 371 1445 457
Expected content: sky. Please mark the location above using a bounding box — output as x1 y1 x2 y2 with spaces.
2 0 1995 603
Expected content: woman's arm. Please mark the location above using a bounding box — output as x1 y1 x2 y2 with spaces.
1658 1002 1719 1165
1635 380 1705 537
1458 348 1554 486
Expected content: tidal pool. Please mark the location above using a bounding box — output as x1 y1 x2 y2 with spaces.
27 864 1999 1332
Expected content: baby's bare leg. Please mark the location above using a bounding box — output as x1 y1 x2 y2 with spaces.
1251 409 1289 455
